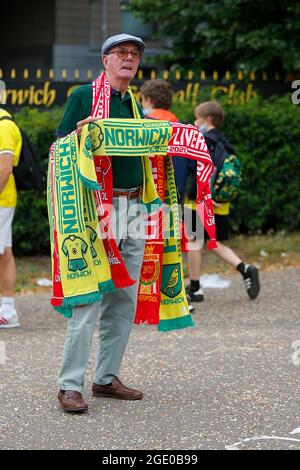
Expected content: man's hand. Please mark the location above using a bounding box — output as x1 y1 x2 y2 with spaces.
76 116 102 137
0 153 13 193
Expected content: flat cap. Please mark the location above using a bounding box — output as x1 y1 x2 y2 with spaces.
102 33 146 55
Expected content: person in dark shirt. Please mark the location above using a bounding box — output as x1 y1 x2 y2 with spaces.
184 101 260 304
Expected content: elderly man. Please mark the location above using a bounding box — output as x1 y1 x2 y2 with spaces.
56 34 147 412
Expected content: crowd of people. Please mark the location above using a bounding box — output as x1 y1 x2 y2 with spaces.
0 33 260 413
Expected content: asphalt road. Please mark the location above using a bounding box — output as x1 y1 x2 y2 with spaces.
1 267 300 450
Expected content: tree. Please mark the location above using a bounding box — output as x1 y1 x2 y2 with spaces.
127 0 300 76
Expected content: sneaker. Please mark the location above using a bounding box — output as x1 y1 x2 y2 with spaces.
0 309 20 328
187 286 204 302
243 265 260 300
188 303 195 314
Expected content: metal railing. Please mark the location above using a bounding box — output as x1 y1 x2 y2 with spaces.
0 68 283 82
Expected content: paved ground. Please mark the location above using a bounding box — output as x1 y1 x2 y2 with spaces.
0 267 300 450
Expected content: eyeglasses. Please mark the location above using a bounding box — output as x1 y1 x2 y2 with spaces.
106 48 141 60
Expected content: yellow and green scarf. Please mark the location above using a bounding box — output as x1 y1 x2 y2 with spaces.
47 133 114 318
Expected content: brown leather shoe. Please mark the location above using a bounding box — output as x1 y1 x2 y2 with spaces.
57 390 88 412
92 377 143 400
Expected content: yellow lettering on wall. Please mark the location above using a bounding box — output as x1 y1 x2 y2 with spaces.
211 85 229 100
228 83 236 98
209 83 257 105
43 81 56 107
174 90 185 102
185 83 193 101
28 85 35 104
6 89 29 105
3 80 258 108
246 83 257 102
33 89 44 105
5 81 56 107
191 83 200 105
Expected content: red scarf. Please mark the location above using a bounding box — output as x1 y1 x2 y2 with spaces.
167 123 216 247
91 73 136 288
135 122 217 324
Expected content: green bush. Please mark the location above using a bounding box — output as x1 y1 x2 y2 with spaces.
14 106 63 169
222 95 300 233
11 94 300 254
172 93 300 234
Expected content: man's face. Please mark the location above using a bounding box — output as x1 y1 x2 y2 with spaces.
102 41 141 81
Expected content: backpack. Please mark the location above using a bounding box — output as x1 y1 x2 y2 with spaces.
0 115 46 191
207 132 242 203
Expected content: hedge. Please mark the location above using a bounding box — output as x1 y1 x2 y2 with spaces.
11 93 300 255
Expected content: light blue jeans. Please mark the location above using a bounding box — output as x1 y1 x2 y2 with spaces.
58 196 145 392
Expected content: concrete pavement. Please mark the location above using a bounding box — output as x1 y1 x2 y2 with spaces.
0 267 300 450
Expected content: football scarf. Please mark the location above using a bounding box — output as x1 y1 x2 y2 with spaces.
135 154 194 331
47 134 114 318
79 117 216 329
47 73 216 331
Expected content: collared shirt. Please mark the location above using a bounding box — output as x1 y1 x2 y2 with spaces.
0 109 22 207
56 84 143 189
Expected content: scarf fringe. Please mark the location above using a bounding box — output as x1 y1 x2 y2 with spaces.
54 281 115 318
98 278 116 295
135 308 160 324
54 291 103 318
54 306 72 318
158 315 195 332
112 275 136 288
142 197 162 213
79 172 101 191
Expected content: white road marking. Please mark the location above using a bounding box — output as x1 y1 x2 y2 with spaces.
290 427 300 435
225 435 300 450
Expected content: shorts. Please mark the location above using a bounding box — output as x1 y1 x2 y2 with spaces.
184 208 229 243
211 214 229 241
0 206 15 254
68 258 88 272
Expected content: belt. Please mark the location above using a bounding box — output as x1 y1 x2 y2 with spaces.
112 187 141 199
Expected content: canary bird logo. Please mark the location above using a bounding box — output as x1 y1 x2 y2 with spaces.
166 266 179 295
88 122 104 151
161 263 182 298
